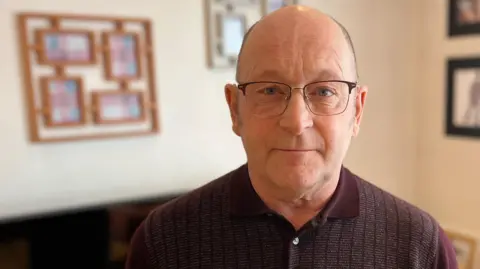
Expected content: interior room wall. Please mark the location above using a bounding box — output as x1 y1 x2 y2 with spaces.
418 0 480 264
305 0 421 203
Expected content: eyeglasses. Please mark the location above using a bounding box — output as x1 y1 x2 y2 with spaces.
237 80 357 118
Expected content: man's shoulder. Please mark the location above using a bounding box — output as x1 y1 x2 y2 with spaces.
125 168 239 269
353 171 441 232
347 170 456 269
145 166 239 227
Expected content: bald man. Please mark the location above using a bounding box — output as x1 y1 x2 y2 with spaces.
125 6 457 269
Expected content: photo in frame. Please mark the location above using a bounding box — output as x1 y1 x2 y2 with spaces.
92 91 145 124
448 0 480 36
35 29 96 65
204 0 260 69
216 13 247 59
40 76 86 127
262 0 298 15
445 57 480 138
445 230 477 269
103 32 142 80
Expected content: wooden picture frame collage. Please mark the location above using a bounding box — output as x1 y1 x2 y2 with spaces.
17 13 159 143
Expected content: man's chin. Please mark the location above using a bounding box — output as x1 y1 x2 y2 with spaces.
269 157 325 174
268 167 322 189
270 150 322 166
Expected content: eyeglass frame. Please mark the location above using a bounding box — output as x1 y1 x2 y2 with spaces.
236 80 358 116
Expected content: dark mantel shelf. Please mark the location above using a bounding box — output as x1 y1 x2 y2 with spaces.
0 192 183 269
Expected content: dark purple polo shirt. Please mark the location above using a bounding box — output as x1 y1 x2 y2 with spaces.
125 165 458 268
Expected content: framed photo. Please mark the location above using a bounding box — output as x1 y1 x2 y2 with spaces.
445 57 480 137
445 230 477 269
92 91 145 124
40 77 86 127
102 32 142 81
262 0 298 15
216 13 247 60
449 0 480 36
204 0 258 69
35 29 96 65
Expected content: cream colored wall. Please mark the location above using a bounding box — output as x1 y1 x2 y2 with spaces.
310 0 421 203
419 0 480 266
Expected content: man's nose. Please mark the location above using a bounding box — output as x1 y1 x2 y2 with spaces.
278 89 313 135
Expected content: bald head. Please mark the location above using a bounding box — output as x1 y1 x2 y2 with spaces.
235 6 358 83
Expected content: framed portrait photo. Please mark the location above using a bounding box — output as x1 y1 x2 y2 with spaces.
449 0 480 36
40 76 86 127
92 91 146 124
445 57 480 138
216 13 247 60
102 32 142 81
35 29 96 65
204 0 258 69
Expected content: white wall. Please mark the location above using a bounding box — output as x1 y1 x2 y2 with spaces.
0 0 421 223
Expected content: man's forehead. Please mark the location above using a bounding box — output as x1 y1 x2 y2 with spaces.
239 46 349 83
237 20 353 82
235 6 358 82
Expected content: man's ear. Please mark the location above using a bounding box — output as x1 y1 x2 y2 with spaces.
224 83 241 136
352 85 368 137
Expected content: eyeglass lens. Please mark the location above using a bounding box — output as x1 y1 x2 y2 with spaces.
243 81 351 117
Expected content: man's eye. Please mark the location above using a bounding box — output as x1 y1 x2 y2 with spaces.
256 86 283 95
264 87 278 95
311 88 335 96
319 89 335 96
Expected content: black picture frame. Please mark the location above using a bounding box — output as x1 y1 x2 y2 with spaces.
448 0 480 36
445 57 480 138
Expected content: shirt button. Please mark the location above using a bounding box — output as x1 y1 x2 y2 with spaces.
292 237 300 245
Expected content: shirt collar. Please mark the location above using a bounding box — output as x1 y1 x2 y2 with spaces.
229 164 359 219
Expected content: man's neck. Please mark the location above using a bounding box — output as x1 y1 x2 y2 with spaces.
249 170 340 230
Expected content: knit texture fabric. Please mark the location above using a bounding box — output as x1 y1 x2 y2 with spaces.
143 167 439 268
